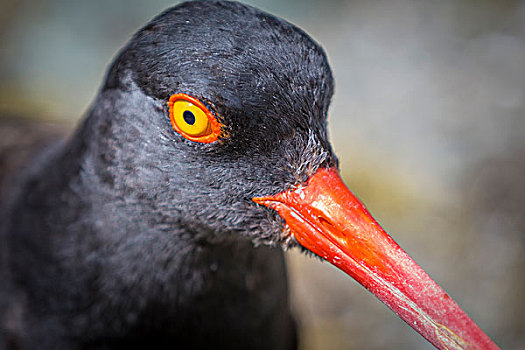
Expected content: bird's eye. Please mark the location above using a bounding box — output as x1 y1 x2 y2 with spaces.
168 93 222 143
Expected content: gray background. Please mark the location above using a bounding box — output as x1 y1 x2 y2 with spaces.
1 0 524 349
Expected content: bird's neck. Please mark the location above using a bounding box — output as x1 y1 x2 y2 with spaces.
5 99 290 341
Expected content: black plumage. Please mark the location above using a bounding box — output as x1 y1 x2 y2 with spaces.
1 1 336 349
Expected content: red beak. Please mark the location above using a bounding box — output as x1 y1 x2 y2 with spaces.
253 167 499 350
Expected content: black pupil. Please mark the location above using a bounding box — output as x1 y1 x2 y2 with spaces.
183 110 195 125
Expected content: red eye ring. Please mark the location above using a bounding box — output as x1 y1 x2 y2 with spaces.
168 93 223 143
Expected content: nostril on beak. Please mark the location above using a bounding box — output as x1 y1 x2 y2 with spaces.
317 215 335 230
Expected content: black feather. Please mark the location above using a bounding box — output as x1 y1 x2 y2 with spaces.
1 1 335 348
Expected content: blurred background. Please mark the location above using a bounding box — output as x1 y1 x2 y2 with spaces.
1 0 524 349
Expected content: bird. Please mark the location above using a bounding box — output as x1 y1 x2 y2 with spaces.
0 1 499 349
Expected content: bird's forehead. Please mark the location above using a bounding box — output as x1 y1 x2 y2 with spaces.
119 1 333 106
105 1 335 162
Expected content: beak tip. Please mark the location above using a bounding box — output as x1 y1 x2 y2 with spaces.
253 167 500 350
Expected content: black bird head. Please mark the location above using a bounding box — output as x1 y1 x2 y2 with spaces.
58 1 497 348
86 0 335 246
